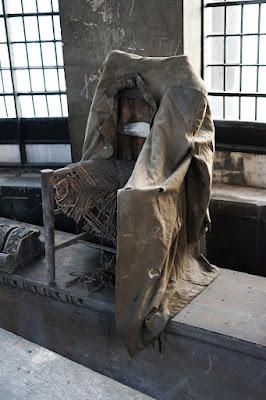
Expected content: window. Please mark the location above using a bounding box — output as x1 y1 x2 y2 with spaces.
0 0 71 166
203 0 266 153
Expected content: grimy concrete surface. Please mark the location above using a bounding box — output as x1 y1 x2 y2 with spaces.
0 328 154 400
58 0 202 161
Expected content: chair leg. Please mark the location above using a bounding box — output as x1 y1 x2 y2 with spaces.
41 169 55 284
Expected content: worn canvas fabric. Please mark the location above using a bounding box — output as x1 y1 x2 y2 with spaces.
57 50 219 357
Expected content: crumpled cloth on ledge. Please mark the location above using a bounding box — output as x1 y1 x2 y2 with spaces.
60 50 219 357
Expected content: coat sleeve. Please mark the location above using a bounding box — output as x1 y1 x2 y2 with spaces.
186 99 215 243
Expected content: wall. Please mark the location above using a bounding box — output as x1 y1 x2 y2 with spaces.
59 0 202 161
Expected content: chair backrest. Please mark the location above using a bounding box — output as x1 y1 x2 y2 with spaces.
116 88 154 161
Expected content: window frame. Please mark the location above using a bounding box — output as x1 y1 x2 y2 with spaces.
203 0 266 154
0 0 70 168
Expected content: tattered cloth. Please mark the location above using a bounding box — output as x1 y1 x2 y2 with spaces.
54 50 219 357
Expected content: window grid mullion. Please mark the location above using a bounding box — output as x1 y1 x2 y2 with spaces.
255 3 261 120
20 0 36 117
35 0 50 117
50 0 63 116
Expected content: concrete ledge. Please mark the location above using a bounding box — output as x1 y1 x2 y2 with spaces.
0 328 154 400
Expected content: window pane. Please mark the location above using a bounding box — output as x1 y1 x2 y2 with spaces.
15 69 31 92
242 36 257 64
225 67 240 92
243 4 259 34
33 95 48 117
19 95 35 117
27 43 42 66
26 144 71 164
207 66 223 91
44 69 59 91
58 69 66 91
210 6 224 35
53 15 62 40
24 16 39 41
226 36 240 63
225 97 239 120
5 95 16 117
226 6 241 34
0 17 6 42
0 44 10 67
0 96 7 117
261 4 266 33
4 0 22 14
42 42 56 66
30 69 45 91
22 0 37 13
258 67 266 93
206 37 224 64
2 70 13 92
209 96 223 120
56 42 64 65
47 94 62 116
61 94 68 116
37 0 52 13
240 97 255 122
259 36 266 64
11 43 28 67
241 67 257 93
52 0 59 13
38 16 54 40
8 17 25 42
0 2 3 15
0 145 21 163
257 98 266 123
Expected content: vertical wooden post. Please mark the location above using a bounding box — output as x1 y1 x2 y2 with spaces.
41 169 55 284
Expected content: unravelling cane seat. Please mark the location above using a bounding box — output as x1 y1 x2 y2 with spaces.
54 88 153 245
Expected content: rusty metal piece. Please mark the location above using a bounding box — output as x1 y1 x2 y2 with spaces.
41 169 55 284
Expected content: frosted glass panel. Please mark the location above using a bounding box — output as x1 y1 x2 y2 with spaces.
53 16 62 40
259 36 266 63
8 17 25 42
243 5 259 34
4 0 22 14
207 66 223 91
242 36 257 64
58 69 66 91
11 43 28 67
37 0 52 13
5 96 16 117
26 144 72 164
47 95 62 116
0 97 7 117
258 67 266 93
33 95 48 117
22 0 37 13
19 95 35 117
210 7 224 35
0 18 6 42
56 42 64 65
42 42 56 66
30 69 45 91
241 67 257 93
27 43 42 67
52 0 59 12
61 94 68 117
209 96 223 120
1 70 13 93
207 37 224 64
24 16 39 41
261 4 266 33
257 98 266 123
38 16 54 40
15 69 31 92
225 67 240 92
240 97 255 122
225 97 239 120
0 44 10 67
0 145 21 163
226 6 241 34
226 37 240 63
44 69 59 91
